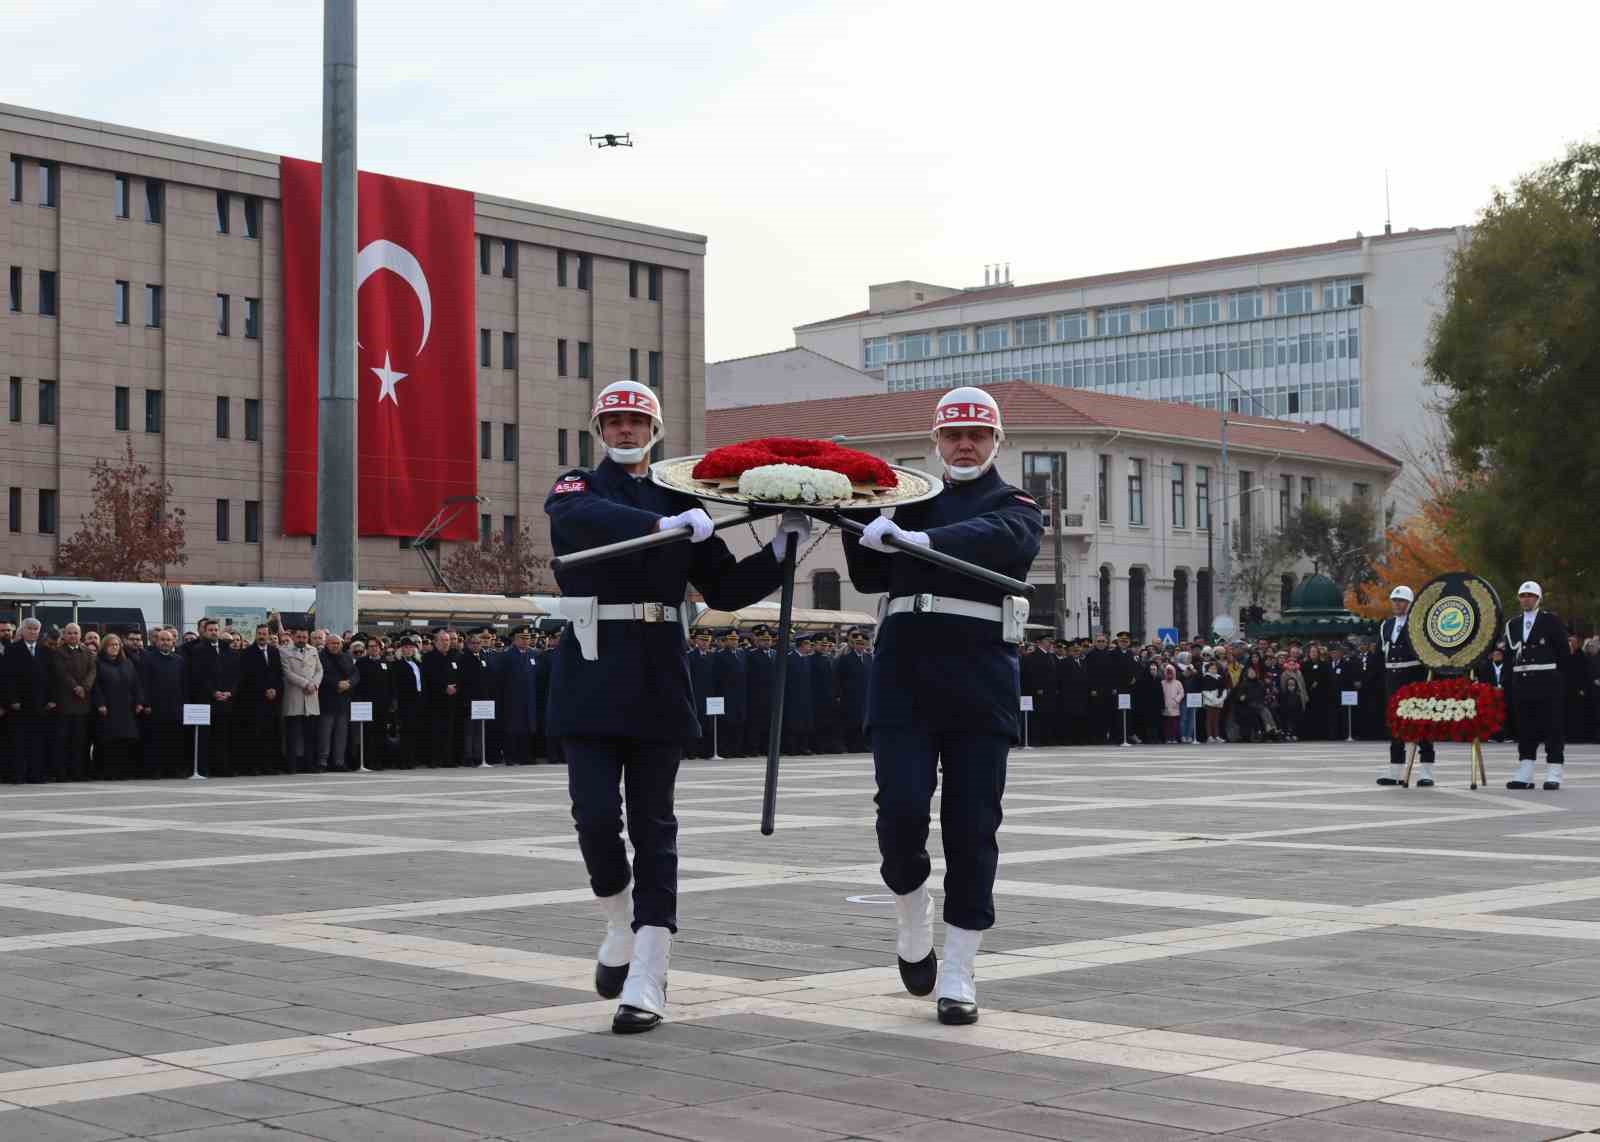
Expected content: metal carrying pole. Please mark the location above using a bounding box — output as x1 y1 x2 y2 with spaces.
760 534 798 836
822 513 1035 597
551 510 763 572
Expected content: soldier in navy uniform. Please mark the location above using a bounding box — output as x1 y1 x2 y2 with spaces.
686 630 715 758
711 630 747 758
811 631 840 753
782 634 816 754
545 380 807 1034
836 628 871 753
843 386 1042 1025
1377 586 1434 786
493 625 540 765
1504 581 1572 790
745 625 775 756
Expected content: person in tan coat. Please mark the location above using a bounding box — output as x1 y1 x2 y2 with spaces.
279 624 323 774
51 623 96 781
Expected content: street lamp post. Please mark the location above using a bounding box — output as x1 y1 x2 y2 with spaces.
1214 371 1270 634
1206 483 1266 633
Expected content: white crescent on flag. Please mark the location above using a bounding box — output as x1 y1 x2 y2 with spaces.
355 238 433 355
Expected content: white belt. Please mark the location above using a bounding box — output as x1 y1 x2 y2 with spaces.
1514 662 1558 673
1385 660 1420 669
596 603 679 623
885 594 1003 624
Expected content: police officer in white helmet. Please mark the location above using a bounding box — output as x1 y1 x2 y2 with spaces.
1377 585 1435 786
1504 580 1572 790
843 386 1042 1025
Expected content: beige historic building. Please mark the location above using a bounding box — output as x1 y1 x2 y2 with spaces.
1 103 705 587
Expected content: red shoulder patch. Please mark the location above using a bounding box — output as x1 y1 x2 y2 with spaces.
552 477 587 495
1014 494 1040 508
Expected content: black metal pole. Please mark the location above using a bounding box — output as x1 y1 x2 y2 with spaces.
551 509 762 572
760 533 798 836
824 513 1034 597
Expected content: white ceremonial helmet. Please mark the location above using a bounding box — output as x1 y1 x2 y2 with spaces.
590 380 663 465
929 386 1005 482
1389 585 1414 604
1518 580 1542 598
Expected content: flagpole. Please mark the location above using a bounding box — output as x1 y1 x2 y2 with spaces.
316 0 360 638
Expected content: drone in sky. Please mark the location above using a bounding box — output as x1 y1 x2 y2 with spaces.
589 133 633 149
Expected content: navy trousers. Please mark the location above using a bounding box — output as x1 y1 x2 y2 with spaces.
872 726 1009 932
563 736 682 932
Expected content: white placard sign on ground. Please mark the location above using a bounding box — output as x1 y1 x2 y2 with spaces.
1020 696 1034 712
181 703 211 726
1186 692 1204 709
349 701 373 723
1341 690 1360 707
1117 693 1132 711
705 697 726 717
470 700 496 721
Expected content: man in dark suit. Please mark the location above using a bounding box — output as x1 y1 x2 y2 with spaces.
1475 643 1513 743
712 629 748 759
420 629 460 767
745 625 775 757
1504 581 1572 790
181 617 239 777
391 637 425 768
1057 642 1090 745
1019 638 1053 746
811 632 840 754
782 634 816 755
493 625 540 765
137 627 187 778
1084 633 1119 745
317 633 358 772
836 627 871 753
349 635 394 769
686 630 716 758
4 618 55 783
234 623 283 775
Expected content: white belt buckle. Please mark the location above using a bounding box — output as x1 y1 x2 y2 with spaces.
642 603 666 623
914 593 934 614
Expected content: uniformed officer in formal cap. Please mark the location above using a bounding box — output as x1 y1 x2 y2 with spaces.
545 380 809 1034
1377 585 1434 785
745 624 776 756
1504 580 1572 790
844 385 1042 1025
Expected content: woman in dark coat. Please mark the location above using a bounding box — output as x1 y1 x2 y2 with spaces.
91 634 145 779
1133 662 1164 745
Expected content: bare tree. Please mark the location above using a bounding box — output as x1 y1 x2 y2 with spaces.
31 440 186 580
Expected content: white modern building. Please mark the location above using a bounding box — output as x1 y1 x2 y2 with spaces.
709 382 1401 640
787 229 1465 460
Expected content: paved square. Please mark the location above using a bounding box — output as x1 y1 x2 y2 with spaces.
3 742 1600 1141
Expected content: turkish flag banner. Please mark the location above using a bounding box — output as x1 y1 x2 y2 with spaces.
280 157 477 539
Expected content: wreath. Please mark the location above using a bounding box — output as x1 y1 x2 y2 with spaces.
1386 678 1506 742
693 437 895 489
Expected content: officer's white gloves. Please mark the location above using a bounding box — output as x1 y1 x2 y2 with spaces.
861 516 929 554
659 507 714 543
769 510 812 560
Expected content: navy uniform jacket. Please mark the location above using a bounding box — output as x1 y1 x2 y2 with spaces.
687 649 715 723
712 648 748 723
747 648 775 730
1504 611 1570 702
492 647 540 735
544 458 785 744
811 651 838 730
843 467 1043 738
782 651 815 732
837 650 870 729
1380 615 1428 694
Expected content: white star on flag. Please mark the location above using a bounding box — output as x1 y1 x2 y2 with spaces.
370 352 408 405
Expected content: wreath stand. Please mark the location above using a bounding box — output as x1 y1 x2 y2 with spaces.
1398 669 1491 791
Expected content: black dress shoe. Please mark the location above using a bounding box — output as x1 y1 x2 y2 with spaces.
595 961 629 1000
1506 781 1536 790
898 950 936 997
1416 778 1434 787
1544 781 1562 791
1376 777 1400 786
937 998 978 1026
612 1004 661 1034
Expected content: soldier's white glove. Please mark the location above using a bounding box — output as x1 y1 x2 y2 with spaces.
861 516 929 554
659 507 714 543
769 510 811 559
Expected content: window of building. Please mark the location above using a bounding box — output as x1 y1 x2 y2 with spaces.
7 265 19 312
938 328 966 355
578 341 592 379
8 377 21 422
1129 567 1147 641
1128 458 1146 525
244 398 260 441
115 280 129 325
503 423 517 462
502 238 515 278
478 236 490 275
1021 452 1063 506
1286 390 1300 414
1097 454 1111 523
1300 475 1315 505
1322 277 1359 308
648 350 661 388
897 332 932 360
216 189 230 234
144 284 161 327
1229 290 1263 321
114 386 129 431
1183 295 1219 325
1279 474 1292 524
39 489 57 535
975 323 1009 351
1096 306 1132 336
39 270 57 317
479 420 491 459
1353 481 1370 500
578 431 592 466
216 499 230 542
214 292 231 335
648 265 661 301
1196 465 1210 530
558 428 569 466
556 250 568 287
1098 565 1112 634
629 347 639 380
1197 568 1214 633
243 196 260 239
216 396 230 439
503 515 517 545
577 254 592 290
863 337 891 368
7 487 19 533
502 331 516 370
244 297 260 339
244 500 260 543
1238 469 1254 548
144 179 163 224
1173 568 1189 640
145 389 163 434
7 156 19 202
1171 462 1186 528
1015 317 1048 347
557 338 568 377
1140 302 1174 332
479 513 492 547
813 569 841 611
1275 283 1313 315
479 328 491 367
1054 311 1087 341
628 261 640 298
38 162 57 208
39 379 56 426
114 174 128 218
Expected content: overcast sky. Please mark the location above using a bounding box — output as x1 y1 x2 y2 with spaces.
5 0 1597 362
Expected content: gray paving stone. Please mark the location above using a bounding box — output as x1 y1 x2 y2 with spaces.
143 1127 330 1142
703 1088 930 1135
0 1108 131 1142
1040 1088 1282 1133
266 1105 485 1142
42 1093 240 1137
1300 1099 1564 1141
366 1090 580 1137
153 1082 346 1119
475 1077 676 1121
806 1075 1016 1121
252 1068 443 1106
1114 1076 1354 1117
962 1104 1209 1141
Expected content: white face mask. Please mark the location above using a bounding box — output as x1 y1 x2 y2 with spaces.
606 445 649 464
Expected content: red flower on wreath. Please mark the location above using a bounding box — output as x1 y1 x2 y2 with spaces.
694 437 895 488
1386 678 1506 742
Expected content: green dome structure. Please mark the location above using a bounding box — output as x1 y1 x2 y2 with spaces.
1246 572 1380 641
